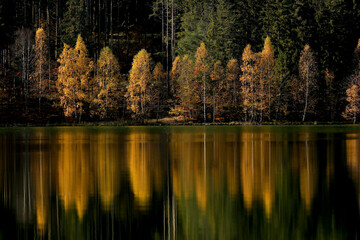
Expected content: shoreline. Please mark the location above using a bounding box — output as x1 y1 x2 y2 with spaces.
0 120 354 128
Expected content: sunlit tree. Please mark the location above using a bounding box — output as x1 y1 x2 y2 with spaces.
258 36 275 121
194 42 210 122
93 47 121 120
210 61 225 121
173 55 198 119
299 44 317 122
33 27 48 114
57 35 93 122
171 56 182 97
240 44 257 122
343 82 360 124
152 62 166 121
225 59 240 115
127 49 152 121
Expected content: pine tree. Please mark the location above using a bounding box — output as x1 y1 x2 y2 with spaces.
61 0 87 47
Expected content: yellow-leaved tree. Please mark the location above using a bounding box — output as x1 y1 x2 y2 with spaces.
240 44 257 122
93 47 121 120
343 83 360 124
176 55 198 119
194 42 210 122
210 61 224 122
152 62 166 121
225 59 240 116
33 27 48 114
170 56 181 97
127 49 152 121
57 35 93 122
258 36 275 121
299 44 317 122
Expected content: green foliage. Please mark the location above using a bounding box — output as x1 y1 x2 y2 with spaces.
61 0 88 47
177 0 235 64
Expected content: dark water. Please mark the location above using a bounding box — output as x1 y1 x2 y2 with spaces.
0 125 360 239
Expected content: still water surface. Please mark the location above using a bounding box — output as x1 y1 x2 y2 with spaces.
0 125 360 239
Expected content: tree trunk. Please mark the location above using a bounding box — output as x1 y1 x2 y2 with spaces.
110 0 113 48
303 68 309 122
203 68 206 123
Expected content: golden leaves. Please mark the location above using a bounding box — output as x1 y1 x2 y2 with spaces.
57 35 94 120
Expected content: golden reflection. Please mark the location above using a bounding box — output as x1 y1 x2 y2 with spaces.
292 134 317 213
30 133 50 234
57 132 94 220
127 133 162 209
240 133 276 217
345 133 360 208
95 133 121 209
170 134 210 212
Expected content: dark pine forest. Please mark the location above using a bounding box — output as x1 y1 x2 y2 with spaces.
0 0 360 123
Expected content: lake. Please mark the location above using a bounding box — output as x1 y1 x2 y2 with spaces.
0 125 360 239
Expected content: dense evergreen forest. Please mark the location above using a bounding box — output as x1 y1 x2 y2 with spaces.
0 0 360 123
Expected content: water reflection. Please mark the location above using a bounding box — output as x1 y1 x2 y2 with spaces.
0 127 359 238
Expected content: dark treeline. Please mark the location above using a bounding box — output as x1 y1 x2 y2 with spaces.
0 0 359 123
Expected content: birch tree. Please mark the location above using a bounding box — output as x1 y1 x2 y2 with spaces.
299 44 317 122
33 27 48 114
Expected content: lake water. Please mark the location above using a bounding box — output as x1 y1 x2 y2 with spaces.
0 125 360 239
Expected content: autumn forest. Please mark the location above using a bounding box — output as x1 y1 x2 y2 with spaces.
1 0 360 123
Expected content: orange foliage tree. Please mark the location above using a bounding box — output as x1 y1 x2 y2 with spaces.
152 62 166 121
257 37 275 121
210 61 225 122
194 42 210 122
240 44 257 122
225 59 240 117
57 35 94 122
127 49 152 121
33 27 49 114
93 47 121 120
175 55 198 119
343 83 360 124
299 44 318 122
